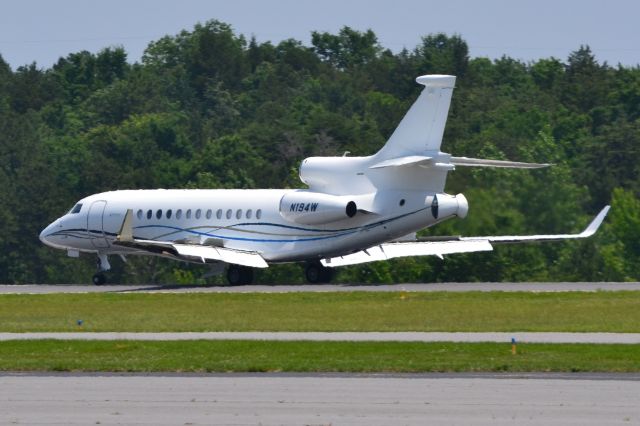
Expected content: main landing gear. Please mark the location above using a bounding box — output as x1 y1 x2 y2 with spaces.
226 265 254 285
305 261 334 284
92 253 111 286
92 272 107 285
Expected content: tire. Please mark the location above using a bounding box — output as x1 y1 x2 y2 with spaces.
92 273 106 286
227 265 254 285
240 267 254 285
305 262 333 284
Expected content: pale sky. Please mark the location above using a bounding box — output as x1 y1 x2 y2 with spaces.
0 0 638 70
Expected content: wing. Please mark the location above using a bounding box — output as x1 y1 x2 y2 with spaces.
321 206 610 267
112 210 268 268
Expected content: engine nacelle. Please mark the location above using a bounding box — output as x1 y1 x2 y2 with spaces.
431 193 469 220
280 191 358 225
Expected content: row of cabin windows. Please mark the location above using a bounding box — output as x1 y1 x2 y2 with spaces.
136 208 262 221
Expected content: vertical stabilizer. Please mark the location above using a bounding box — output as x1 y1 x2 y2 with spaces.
376 75 456 160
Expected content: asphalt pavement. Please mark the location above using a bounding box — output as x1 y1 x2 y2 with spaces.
2 373 639 425
2 331 640 344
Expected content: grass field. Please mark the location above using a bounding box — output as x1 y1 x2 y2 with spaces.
0 340 639 373
1 291 639 332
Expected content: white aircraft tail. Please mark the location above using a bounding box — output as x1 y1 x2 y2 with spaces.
300 74 549 195
376 74 456 160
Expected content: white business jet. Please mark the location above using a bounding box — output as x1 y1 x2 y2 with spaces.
40 75 610 285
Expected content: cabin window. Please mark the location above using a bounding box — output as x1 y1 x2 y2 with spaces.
176 209 182 220
166 209 172 219
186 209 192 219
195 209 202 219
246 209 252 219
226 209 232 219
147 210 153 220
216 209 222 219
399 199 405 206
68 204 83 214
136 209 143 220
156 209 162 219
256 209 262 220
236 209 242 219
206 209 212 219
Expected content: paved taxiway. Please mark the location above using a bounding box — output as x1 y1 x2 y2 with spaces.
2 282 640 293
2 373 639 425
2 331 640 344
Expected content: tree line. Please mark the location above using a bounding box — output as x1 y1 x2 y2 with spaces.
1 20 639 284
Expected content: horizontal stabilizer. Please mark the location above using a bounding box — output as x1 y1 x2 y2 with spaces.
450 156 550 169
369 155 432 169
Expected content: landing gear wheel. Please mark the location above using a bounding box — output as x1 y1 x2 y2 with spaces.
305 262 333 284
226 265 254 285
92 273 107 286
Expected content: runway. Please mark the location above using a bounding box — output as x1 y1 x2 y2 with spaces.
2 331 640 344
2 282 640 293
1 373 638 425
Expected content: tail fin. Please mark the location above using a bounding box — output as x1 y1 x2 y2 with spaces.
377 75 456 160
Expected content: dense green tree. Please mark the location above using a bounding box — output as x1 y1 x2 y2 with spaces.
0 22 638 284
416 33 469 77
311 27 380 70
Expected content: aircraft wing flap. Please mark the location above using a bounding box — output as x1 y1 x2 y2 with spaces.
114 239 268 268
383 240 494 258
321 240 493 267
172 244 269 268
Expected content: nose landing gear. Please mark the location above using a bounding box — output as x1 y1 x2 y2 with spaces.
92 253 111 286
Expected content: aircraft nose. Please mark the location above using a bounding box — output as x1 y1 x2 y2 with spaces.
39 221 58 247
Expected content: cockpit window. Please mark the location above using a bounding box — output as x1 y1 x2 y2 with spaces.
68 203 82 214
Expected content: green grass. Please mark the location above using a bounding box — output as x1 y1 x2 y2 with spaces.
1 340 639 373
1 291 639 332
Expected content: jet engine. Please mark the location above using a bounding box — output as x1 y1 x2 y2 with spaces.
430 193 469 220
280 191 358 225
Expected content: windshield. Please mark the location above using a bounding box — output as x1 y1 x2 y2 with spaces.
68 203 83 214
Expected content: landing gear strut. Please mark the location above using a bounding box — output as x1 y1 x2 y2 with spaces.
226 265 254 285
92 253 111 286
305 261 333 284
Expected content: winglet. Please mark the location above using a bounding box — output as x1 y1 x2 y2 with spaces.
117 209 134 242
579 205 610 238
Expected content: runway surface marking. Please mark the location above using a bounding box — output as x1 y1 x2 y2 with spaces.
2 332 640 343
1 374 638 425
2 282 640 293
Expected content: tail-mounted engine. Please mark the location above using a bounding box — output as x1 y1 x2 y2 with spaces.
280 191 358 225
431 193 469 220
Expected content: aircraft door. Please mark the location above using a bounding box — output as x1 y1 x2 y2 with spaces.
88 200 110 249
